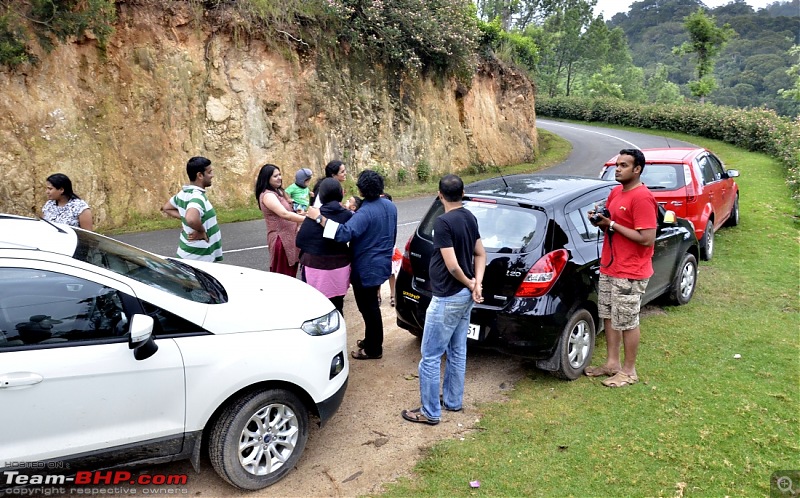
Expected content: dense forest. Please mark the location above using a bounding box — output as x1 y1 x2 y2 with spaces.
478 0 799 116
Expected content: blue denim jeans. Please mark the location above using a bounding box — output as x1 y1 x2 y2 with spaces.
418 288 474 421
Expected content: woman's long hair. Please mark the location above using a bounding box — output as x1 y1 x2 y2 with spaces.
312 160 344 201
254 164 284 206
46 173 80 200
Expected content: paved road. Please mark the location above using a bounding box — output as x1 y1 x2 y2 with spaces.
115 120 696 264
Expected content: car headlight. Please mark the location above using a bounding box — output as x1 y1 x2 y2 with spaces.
301 310 341 336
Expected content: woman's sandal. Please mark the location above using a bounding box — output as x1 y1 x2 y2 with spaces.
390 296 396 307
351 348 382 360
401 407 439 425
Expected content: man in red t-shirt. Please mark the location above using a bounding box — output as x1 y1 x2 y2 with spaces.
585 148 657 388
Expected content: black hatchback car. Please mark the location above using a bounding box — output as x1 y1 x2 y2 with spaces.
395 175 699 380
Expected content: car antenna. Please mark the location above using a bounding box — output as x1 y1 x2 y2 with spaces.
37 216 68 234
499 171 510 190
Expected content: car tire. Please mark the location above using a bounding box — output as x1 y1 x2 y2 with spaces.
552 309 595 381
700 222 714 261
724 194 740 227
669 252 698 306
209 389 309 490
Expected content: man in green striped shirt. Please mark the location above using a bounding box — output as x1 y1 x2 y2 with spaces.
161 156 223 262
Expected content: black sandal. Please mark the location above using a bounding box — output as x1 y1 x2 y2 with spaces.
401 407 439 425
351 348 382 360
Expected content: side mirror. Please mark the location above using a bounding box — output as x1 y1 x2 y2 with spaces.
128 314 158 360
726 169 739 178
663 210 677 225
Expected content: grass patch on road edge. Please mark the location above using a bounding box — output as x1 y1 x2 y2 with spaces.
380 136 799 496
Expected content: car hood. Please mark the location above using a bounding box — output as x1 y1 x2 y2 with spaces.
182 260 336 333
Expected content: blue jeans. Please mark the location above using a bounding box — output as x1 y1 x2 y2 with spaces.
419 288 474 421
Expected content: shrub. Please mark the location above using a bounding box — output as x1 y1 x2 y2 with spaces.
416 160 431 183
537 97 800 210
0 14 29 67
397 168 408 184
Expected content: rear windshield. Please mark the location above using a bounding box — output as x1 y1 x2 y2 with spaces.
418 200 543 253
601 164 685 190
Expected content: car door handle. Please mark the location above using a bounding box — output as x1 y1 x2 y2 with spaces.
0 372 44 389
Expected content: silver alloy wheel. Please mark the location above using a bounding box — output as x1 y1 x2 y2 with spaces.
239 403 300 476
679 259 696 300
567 319 592 368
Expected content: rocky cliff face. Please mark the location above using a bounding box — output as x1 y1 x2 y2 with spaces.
0 3 537 228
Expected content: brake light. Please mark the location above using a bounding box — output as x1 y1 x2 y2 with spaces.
684 164 696 203
401 235 413 275
514 249 569 298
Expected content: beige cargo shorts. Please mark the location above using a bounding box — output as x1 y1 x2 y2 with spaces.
598 274 649 331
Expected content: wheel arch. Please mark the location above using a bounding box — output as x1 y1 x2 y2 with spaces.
195 381 317 470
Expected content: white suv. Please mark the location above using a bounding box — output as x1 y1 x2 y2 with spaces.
0 215 348 490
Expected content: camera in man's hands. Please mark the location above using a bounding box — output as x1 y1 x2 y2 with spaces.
589 205 611 224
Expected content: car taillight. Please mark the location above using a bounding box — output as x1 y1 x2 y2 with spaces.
401 235 413 275
684 164 696 202
514 249 569 298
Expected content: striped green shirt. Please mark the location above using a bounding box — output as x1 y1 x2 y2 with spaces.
169 186 223 262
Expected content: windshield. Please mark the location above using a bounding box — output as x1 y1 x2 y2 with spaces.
72 230 227 304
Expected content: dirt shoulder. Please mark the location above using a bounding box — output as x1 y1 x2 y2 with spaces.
143 288 528 497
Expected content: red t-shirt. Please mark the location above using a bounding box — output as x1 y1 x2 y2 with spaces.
600 184 658 280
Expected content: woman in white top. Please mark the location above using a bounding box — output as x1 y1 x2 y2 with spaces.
42 173 93 230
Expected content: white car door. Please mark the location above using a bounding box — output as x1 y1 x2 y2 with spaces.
0 263 185 463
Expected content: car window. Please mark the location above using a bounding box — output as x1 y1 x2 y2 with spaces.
641 164 682 189
706 154 725 181
0 268 129 349
697 156 716 185
72 230 227 304
603 164 683 190
565 189 611 242
142 301 207 336
465 201 540 253
417 199 542 253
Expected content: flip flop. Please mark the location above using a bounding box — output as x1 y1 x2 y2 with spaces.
401 407 439 425
584 365 619 377
601 372 639 388
351 348 382 360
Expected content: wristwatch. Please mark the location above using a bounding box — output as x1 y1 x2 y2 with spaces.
315 215 323 224
608 221 616 232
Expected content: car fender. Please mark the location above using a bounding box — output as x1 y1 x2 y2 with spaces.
174 326 348 432
698 204 714 237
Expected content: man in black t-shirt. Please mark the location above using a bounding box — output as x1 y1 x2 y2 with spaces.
402 175 486 425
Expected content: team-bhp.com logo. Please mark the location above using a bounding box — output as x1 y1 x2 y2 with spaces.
2 469 189 495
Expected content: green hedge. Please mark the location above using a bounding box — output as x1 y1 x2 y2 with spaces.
536 97 800 210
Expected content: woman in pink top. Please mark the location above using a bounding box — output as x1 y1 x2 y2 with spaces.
255 164 305 276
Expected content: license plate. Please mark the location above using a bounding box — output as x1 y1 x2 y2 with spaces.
467 323 480 340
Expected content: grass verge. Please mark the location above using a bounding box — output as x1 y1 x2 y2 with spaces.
380 133 799 496
102 129 569 235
